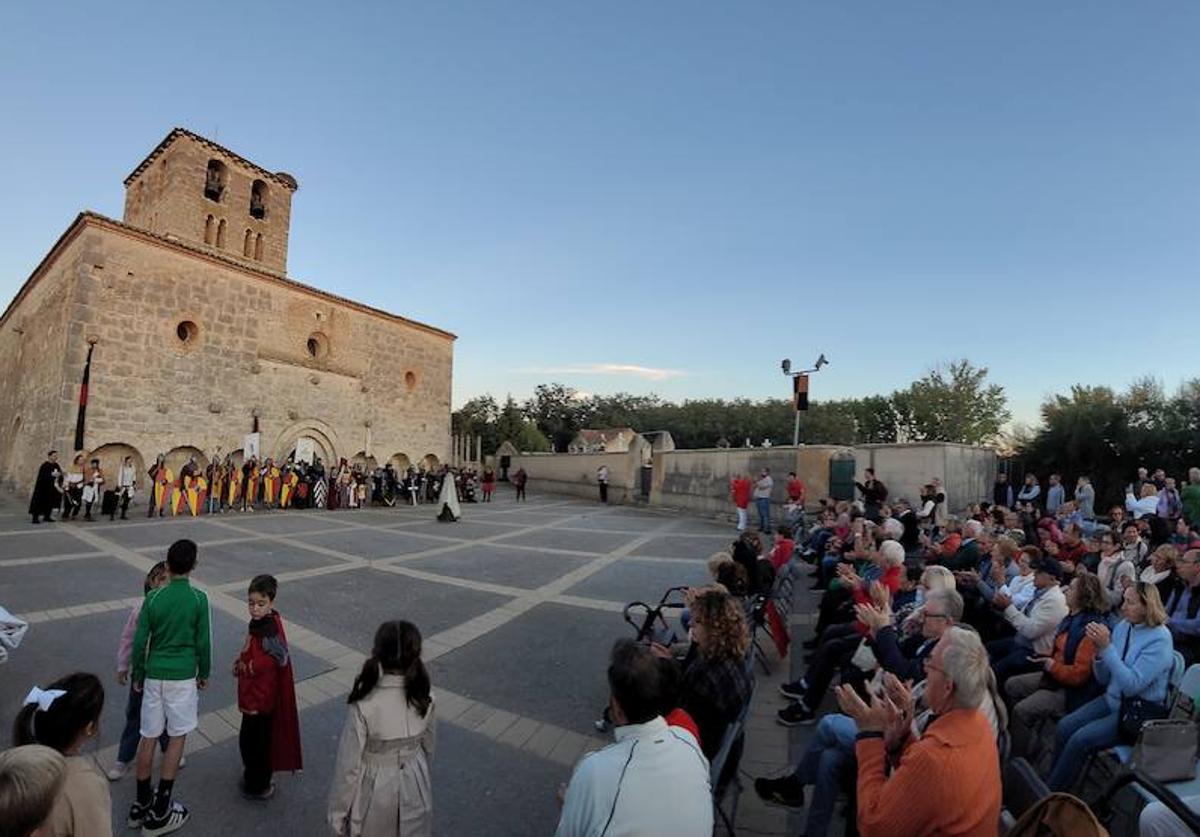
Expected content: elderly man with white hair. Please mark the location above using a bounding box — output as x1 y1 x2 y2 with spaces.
947 519 985 571
778 540 907 726
835 626 1002 837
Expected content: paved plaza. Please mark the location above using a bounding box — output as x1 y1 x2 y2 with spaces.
0 491 807 835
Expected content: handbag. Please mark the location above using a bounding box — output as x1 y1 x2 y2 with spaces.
1115 625 1169 744
1118 697 1169 744
1130 719 1199 782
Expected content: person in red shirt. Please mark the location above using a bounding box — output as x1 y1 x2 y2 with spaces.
786 472 805 505
730 474 752 532
233 574 302 800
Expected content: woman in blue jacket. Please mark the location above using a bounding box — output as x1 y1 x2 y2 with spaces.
1046 581 1173 790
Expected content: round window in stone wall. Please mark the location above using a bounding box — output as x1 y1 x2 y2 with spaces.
307 332 329 359
176 320 199 344
405 371 417 391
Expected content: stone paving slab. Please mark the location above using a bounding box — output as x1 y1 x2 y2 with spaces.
209 512 358 536
302 527 449 559
561 556 711 605
401 544 593 590
429 602 617 733
0 529 104 559
2 554 144 612
189 539 349 586
86 519 234 550
628 532 737 559
280 567 515 653
490 526 640 555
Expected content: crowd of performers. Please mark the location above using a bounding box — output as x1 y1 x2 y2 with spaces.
28 448 517 523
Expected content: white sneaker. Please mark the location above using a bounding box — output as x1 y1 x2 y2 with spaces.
178 755 186 769
106 761 130 781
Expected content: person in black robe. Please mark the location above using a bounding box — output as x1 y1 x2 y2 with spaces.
28 450 63 524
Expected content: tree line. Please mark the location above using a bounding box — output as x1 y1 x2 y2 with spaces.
453 359 1010 453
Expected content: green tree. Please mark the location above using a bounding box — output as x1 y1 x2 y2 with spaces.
524 383 589 451
451 395 499 454
895 360 1009 444
495 395 551 452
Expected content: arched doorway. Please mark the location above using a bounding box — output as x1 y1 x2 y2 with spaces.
164 446 208 477
421 453 440 471
272 422 338 471
89 443 146 487
350 451 378 471
388 453 412 474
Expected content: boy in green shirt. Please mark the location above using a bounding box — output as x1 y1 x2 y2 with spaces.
130 538 211 836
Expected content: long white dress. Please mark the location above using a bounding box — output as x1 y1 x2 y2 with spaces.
328 675 437 836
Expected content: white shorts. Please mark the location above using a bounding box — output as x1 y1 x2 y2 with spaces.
140 678 198 738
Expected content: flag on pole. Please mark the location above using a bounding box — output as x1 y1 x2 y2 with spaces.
73 344 94 450
793 373 810 412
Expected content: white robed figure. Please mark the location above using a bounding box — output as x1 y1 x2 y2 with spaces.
435 473 461 523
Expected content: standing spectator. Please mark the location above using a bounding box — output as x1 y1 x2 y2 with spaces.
128 538 211 834
480 466 496 502
931 476 949 530
596 464 609 504
729 473 752 533
1157 477 1182 522
232 575 302 801
855 468 888 522
1074 475 1096 521
511 467 527 502
1182 467 1200 526
0 744 67 837
1127 483 1159 519
1045 474 1065 515
754 468 774 533
834 627 1002 837
1165 548 1200 665
786 471 806 506
12 673 112 836
556 639 712 836
328 621 436 837
107 562 171 781
1046 583 1173 791
1017 474 1041 513
993 472 1014 509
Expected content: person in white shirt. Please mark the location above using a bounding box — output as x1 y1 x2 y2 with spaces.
1126 483 1160 519
596 465 609 504
116 456 137 520
753 468 774 533
990 556 1069 686
556 640 712 837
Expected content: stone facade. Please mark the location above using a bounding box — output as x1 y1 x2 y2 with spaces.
0 130 454 493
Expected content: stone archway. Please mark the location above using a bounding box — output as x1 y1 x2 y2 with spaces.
421 453 440 471
389 453 412 473
350 451 378 471
272 420 338 470
164 445 208 476
88 443 146 488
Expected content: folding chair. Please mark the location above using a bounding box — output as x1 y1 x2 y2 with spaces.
1000 757 1050 833
711 680 756 836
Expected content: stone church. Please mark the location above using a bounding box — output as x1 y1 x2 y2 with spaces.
0 128 454 491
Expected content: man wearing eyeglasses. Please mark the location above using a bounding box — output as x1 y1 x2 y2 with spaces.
1165 548 1200 665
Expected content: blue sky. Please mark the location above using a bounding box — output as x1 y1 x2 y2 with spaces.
2 2 1197 427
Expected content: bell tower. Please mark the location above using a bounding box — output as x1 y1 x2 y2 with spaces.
122 128 299 274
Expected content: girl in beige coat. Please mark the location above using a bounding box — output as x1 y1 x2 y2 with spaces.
328 620 436 837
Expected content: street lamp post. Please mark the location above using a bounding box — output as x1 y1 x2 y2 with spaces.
781 353 829 447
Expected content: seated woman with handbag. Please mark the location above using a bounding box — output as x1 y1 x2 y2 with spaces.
1045 581 1173 791
1005 572 1108 773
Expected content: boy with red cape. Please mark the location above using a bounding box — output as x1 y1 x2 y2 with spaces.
233 574 303 800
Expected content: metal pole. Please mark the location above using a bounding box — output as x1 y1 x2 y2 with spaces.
793 410 800 447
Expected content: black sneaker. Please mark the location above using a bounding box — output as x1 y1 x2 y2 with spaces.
754 775 806 809
127 801 151 829
778 679 808 700
142 801 189 836
777 702 816 726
